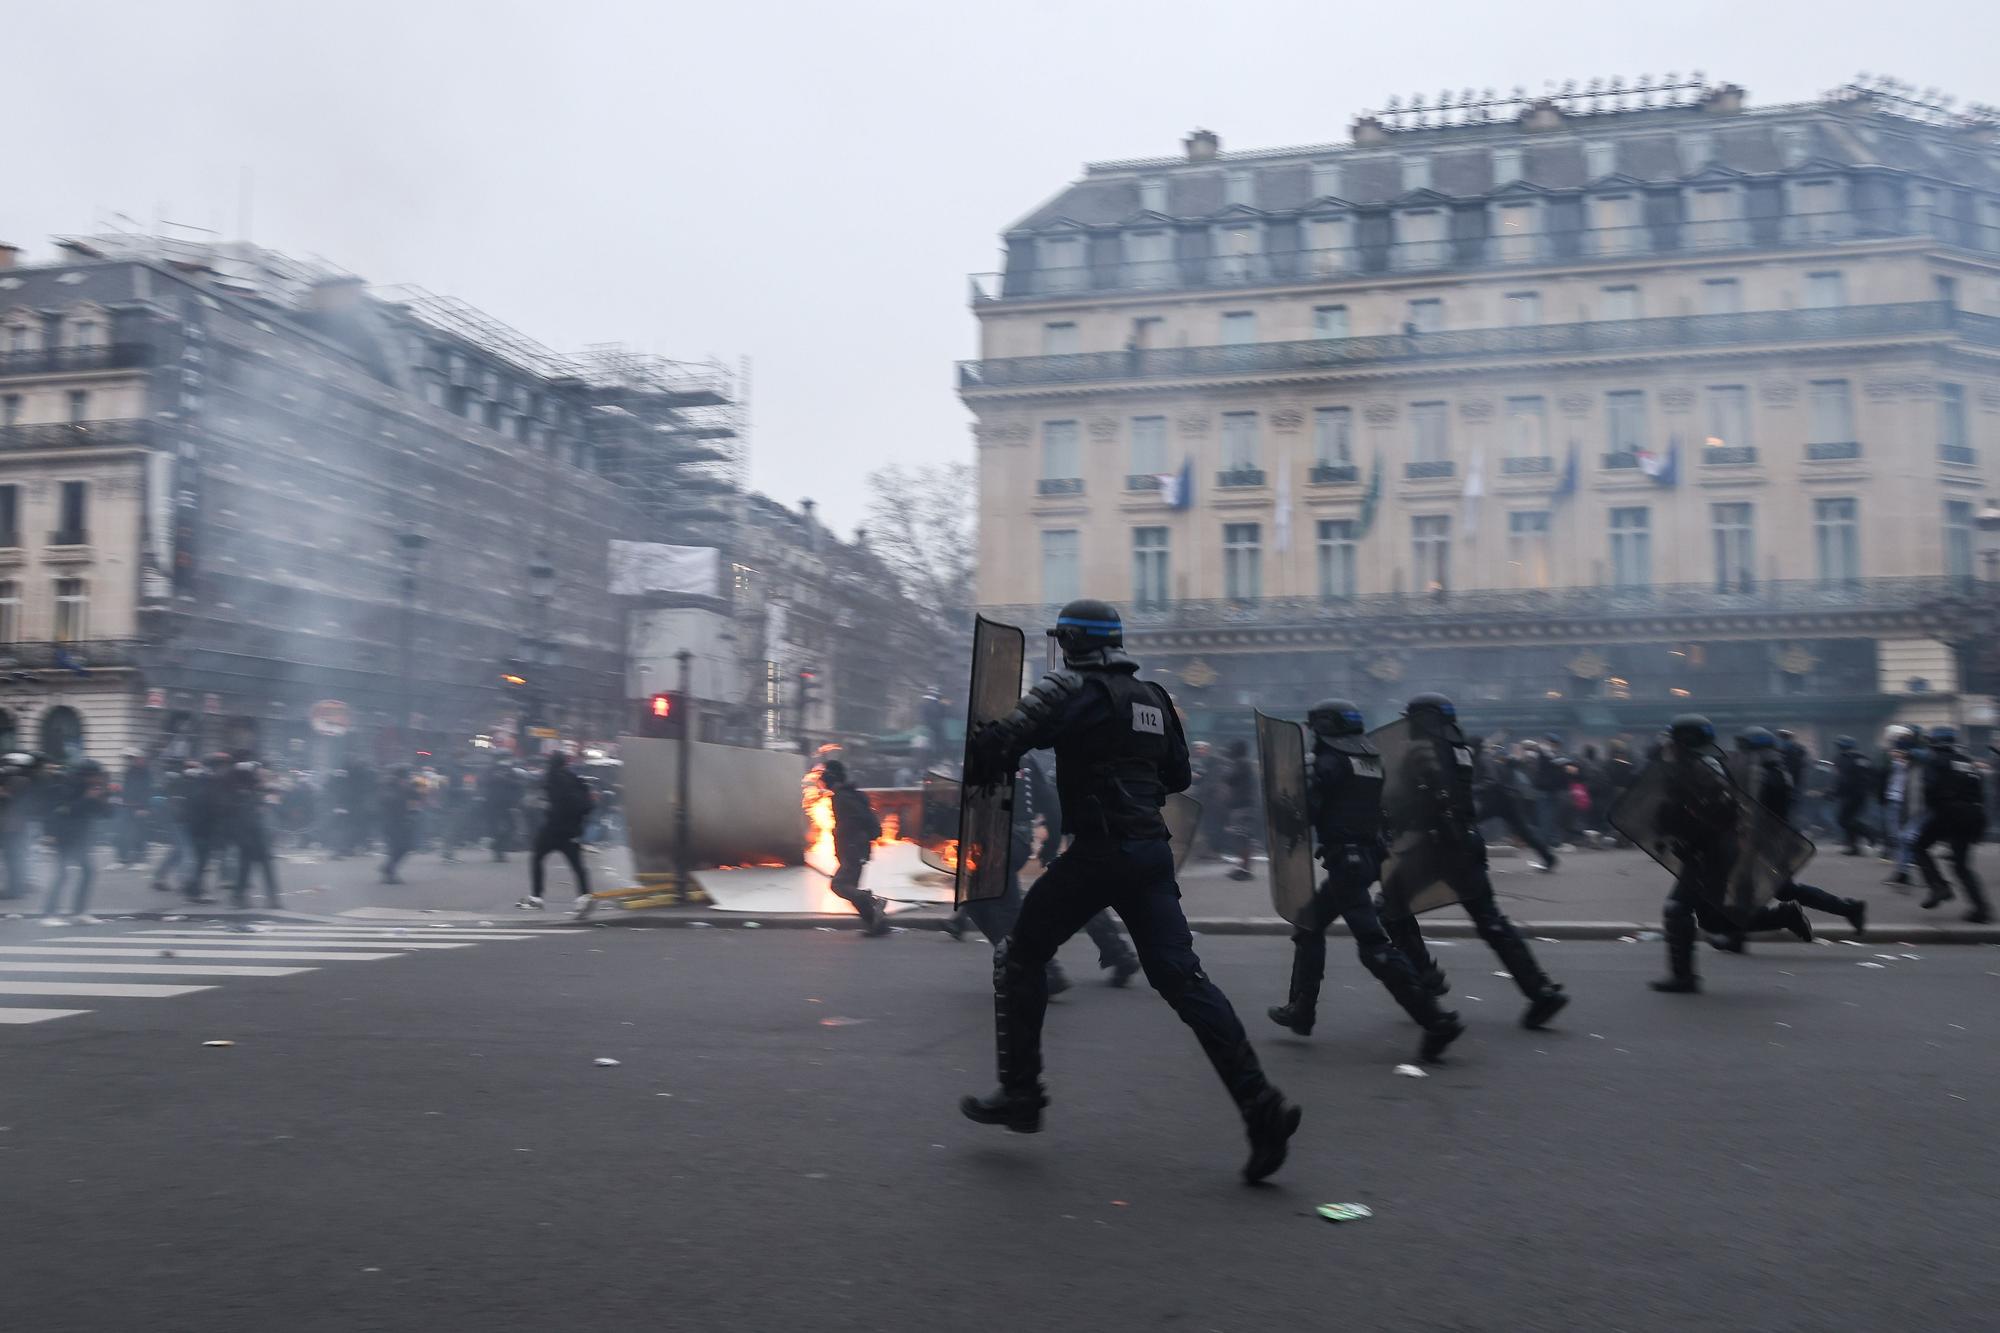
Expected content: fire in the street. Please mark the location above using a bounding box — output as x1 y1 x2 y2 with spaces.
801 766 904 873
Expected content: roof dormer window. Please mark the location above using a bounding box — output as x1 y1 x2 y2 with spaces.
1311 161 1343 198
1140 175 1168 213
1586 140 1618 179
1491 146 1523 185
1401 154 1432 192
1224 170 1254 207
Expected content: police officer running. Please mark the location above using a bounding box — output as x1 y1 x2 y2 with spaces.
1268 699 1464 1062
1913 726 1992 923
959 600 1301 1182
1718 727 1866 944
1378 694 1569 1033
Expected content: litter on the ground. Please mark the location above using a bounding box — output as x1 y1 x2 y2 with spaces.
202 1040 234 1047
1317 1203 1374 1223
1841 939 1866 947
1616 935 1639 943
687 921 712 929
1393 1064 1427 1078
819 1016 869 1027
742 921 762 929
1636 931 1663 941
593 1058 622 1067
1858 961 1887 969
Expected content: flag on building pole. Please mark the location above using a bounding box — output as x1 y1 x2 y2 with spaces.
1553 443 1578 501
1461 445 1486 537
1639 436 1680 486
1357 452 1384 536
1274 452 1293 552
1156 456 1193 511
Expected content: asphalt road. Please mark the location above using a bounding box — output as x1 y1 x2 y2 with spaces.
4 919 1997 1332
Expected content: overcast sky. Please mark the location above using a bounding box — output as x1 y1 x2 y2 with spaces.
1 0 1988 529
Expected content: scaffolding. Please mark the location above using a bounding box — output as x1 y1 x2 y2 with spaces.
372 285 577 384
572 343 746 538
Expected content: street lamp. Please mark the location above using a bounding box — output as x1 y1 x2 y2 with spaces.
519 552 556 756
395 531 429 758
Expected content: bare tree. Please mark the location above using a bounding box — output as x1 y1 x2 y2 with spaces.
861 460 977 631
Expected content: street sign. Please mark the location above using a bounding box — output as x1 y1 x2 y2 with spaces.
309 699 353 737
145 688 166 710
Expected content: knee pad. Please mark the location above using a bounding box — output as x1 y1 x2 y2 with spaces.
1144 954 1206 1003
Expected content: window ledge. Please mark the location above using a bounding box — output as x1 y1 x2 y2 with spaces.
43 544 94 564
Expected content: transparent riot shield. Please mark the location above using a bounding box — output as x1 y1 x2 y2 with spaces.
1165 791 1202 873
954 616 1026 907
1369 716 1473 917
917 766 960 875
1608 748 1813 925
1255 711 1317 927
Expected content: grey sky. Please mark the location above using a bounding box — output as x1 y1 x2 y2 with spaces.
1 0 1987 530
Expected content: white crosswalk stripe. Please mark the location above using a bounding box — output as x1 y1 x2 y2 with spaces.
0 922 542 1027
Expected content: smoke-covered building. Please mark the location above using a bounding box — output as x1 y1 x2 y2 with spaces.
0 232 738 764
963 78 2000 748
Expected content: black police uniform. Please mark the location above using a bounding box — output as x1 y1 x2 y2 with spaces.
1382 704 1567 1030
961 636 1296 1177
1833 746 1875 853
1742 751 1864 931
1271 723 1463 1058
1913 743 1992 922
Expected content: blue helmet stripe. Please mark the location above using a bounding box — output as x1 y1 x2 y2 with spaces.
1056 616 1122 632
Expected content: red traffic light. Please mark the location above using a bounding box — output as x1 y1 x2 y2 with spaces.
650 693 673 718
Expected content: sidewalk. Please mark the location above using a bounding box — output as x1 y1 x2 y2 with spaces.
9 839 1994 943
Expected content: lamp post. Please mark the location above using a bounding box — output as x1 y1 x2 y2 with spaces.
395 531 429 759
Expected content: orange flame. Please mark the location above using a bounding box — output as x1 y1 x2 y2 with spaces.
801 767 905 875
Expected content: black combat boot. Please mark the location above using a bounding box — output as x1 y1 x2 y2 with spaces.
1842 898 1868 937
959 1086 1047 1133
1239 1086 1302 1183
1775 899 1813 942
1651 907 1700 993
1267 937 1322 1036
1484 922 1567 1029
1419 1011 1466 1062
964 948 1049 1133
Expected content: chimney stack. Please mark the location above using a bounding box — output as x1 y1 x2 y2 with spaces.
309 274 368 313
1184 128 1220 161
1699 84 1747 117
0 243 19 270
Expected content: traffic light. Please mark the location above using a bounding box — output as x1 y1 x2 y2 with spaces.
640 691 686 739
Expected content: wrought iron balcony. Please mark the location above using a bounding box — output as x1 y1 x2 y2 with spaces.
1309 462 1359 485
961 302 1966 392
1703 445 1757 466
0 420 151 451
1036 477 1084 496
1602 451 1641 470
1807 440 1862 461
1405 460 1455 480
1217 467 1266 488
0 639 145 671
1501 455 1553 475
1941 445 1978 466
980 577 1966 634
0 343 152 378
970 209 2000 305
1125 473 1163 491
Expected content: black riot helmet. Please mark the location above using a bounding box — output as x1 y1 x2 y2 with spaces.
1049 598 1124 667
1836 735 1857 750
1736 726 1778 752
1929 726 1959 749
1404 692 1456 722
1669 714 1717 751
1307 698 1366 740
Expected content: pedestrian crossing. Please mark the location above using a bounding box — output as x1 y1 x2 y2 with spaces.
0 922 551 1027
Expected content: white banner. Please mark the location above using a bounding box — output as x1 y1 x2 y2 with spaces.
608 541 720 596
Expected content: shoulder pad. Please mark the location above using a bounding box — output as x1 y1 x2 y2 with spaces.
1031 669 1084 703
1326 735 1377 757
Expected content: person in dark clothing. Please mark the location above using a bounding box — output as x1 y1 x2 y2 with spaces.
115 752 155 867
1379 695 1569 1034
1647 715 1768 993
944 753 1141 987
1471 737 1557 870
1709 728 1866 945
1268 699 1464 1062
229 761 281 909
0 752 38 901
1530 739 1567 849
1913 727 1992 923
480 759 521 862
438 758 469 861
959 599 1300 1182
179 754 232 903
1219 739 1256 880
1777 729 1810 808
820 759 890 935
516 751 596 916
1833 736 1875 855
40 759 110 924
379 766 420 885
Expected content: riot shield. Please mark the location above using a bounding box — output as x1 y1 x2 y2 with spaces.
954 616 1026 907
1369 716 1471 918
1255 712 1317 927
1165 791 1202 872
917 767 961 875
1608 749 1813 926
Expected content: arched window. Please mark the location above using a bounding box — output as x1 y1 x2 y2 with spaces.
40 705 83 762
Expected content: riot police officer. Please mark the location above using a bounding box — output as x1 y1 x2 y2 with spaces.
1379 693 1569 1031
1913 727 1992 923
958 599 1301 1182
1268 699 1463 1061
1832 736 1875 855
1727 727 1866 940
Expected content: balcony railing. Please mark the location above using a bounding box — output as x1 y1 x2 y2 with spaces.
1501 455 1553 475
1807 440 1862 461
971 208 2000 304
1036 477 1084 496
1309 462 1359 485
0 343 151 377
1602 451 1641 469
1941 445 1978 466
0 420 152 451
1125 473 1163 491
1703 445 1757 467
1405 460 1455 479
979 577 1966 633
0 639 144 670
1217 467 1267 488
961 302 1961 391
